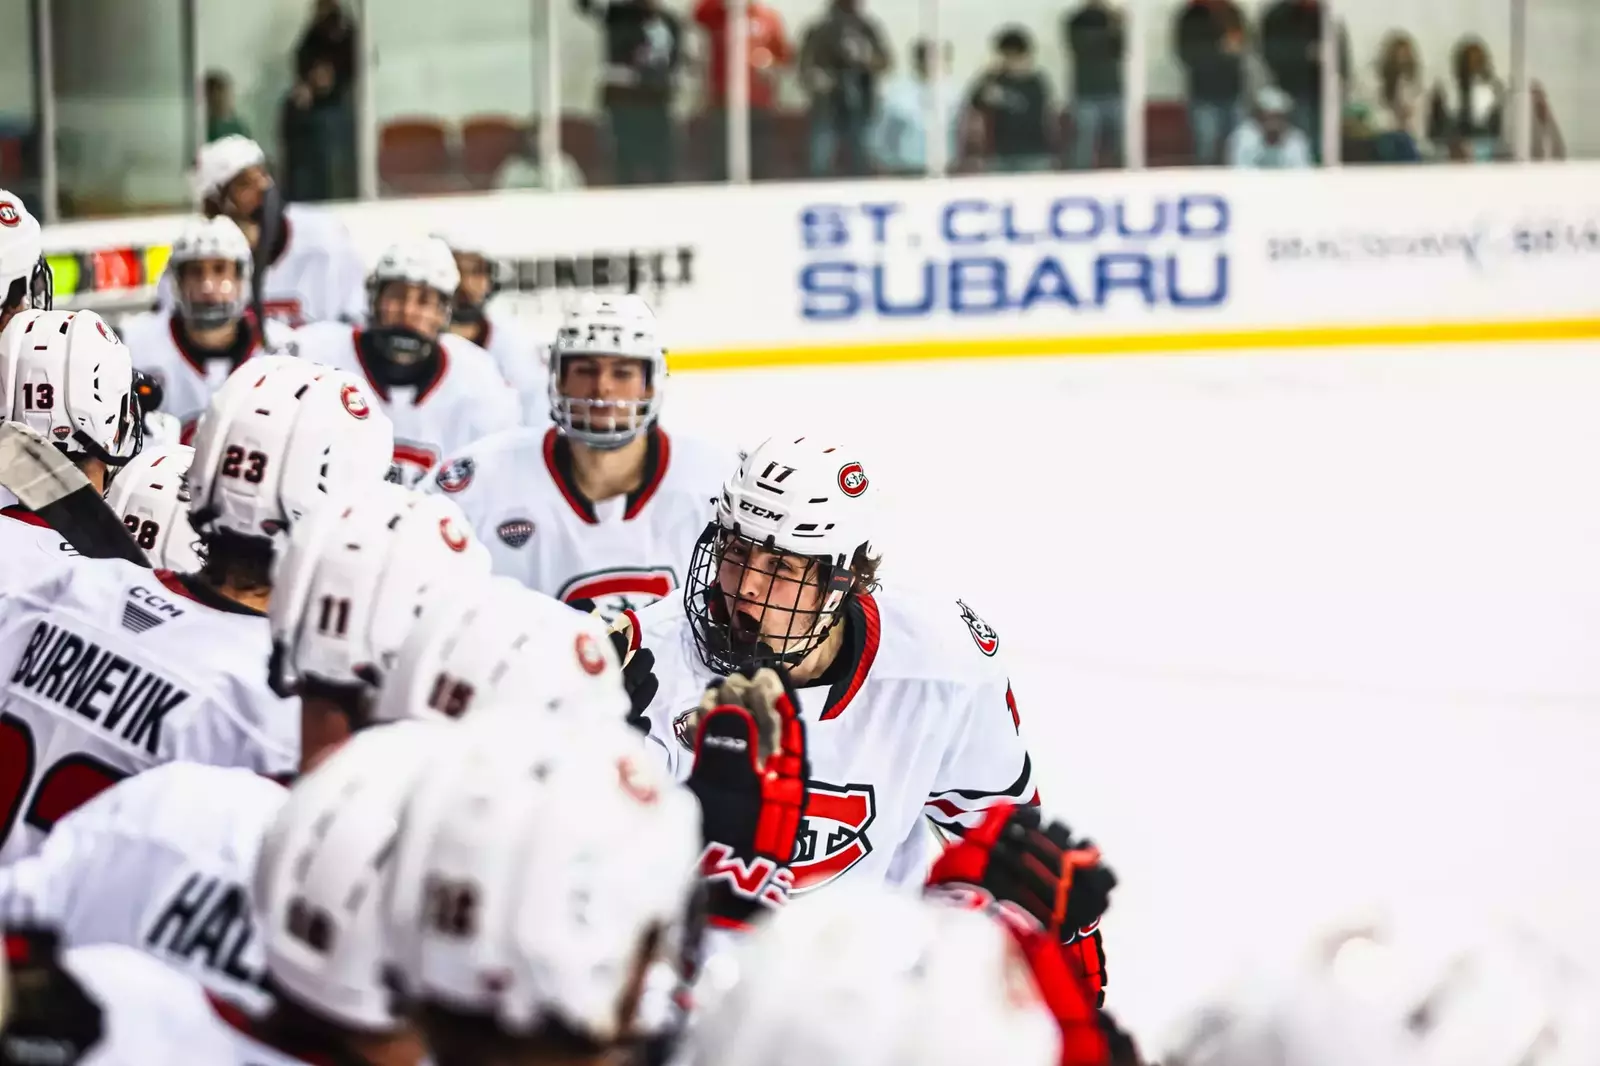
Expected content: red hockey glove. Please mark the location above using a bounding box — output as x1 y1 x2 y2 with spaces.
686 666 810 931
926 802 1116 1004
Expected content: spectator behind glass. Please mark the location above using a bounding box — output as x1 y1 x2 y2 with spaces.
1174 0 1245 166
1428 36 1503 162
493 129 589 192
871 38 960 176
577 0 685 185
695 0 792 181
205 71 250 144
280 58 355 202
1063 0 1125 170
294 0 357 99
1259 0 1347 162
799 0 891 178
1348 31 1426 162
967 26 1055 174
1227 85 1313 168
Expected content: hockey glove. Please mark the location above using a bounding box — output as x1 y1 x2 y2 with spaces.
926 802 1116 1005
601 608 660 735
686 666 809 931
1 927 104 1066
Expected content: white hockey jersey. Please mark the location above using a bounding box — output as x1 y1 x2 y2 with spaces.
155 204 367 329
65 945 318 1066
464 309 550 425
0 761 282 1014
119 313 295 444
427 426 723 618
0 563 297 864
635 591 1037 893
289 322 520 487
0 505 79 588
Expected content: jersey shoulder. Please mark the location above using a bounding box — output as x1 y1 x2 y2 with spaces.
260 317 296 348
430 425 547 494
67 945 238 1066
282 202 355 249
288 318 356 356
75 760 285 856
659 430 732 495
439 332 516 387
116 311 176 354
864 587 1011 687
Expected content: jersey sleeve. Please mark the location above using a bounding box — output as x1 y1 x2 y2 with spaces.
923 673 1038 837
334 241 369 325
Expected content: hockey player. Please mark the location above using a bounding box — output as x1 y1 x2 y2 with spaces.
426 292 723 619
289 237 520 486
121 217 293 444
104 444 202 571
623 434 1038 898
0 484 490 1011
0 309 143 575
434 230 548 423
0 356 391 863
0 189 53 334
158 135 366 328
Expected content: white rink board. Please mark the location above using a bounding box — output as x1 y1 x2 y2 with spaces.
662 339 1600 1039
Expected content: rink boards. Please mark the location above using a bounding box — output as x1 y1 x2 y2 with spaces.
43 162 1600 370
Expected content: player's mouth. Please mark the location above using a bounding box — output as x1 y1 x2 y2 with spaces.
730 607 763 644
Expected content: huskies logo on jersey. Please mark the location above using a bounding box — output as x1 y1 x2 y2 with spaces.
558 565 677 620
791 782 877 892
958 599 998 656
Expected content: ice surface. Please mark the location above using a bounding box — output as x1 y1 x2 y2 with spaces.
667 341 1600 1039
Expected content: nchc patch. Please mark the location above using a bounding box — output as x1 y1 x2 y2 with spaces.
496 518 535 548
433 456 474 494
957 599 999 656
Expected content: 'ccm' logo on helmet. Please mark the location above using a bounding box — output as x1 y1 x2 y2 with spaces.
340 383 371 420
738 499 784 522
837 462 868 497
0 203 18 227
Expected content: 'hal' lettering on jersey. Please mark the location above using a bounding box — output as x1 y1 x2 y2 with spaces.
10 621 189 757
143 871 267 992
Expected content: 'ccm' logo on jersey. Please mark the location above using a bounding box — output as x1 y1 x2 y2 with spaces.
9 620 190 757
790 782 877 893
142 870 268 994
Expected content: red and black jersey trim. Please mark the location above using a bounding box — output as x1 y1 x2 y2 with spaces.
0 504 52 530
819 593 881 721
350 328 450 405
542 425 670 525
156 568 266 617
206 991 338 1066
168 313 259 377
925 755 1039 832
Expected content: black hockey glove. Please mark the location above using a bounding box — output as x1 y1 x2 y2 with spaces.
599 608 659 735
925 802 1117 1004
0 927 105 1066
686 666 809 932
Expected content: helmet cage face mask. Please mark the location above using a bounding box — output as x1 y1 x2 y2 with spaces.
684 522 854 676
174 258 250 331
4 258 52 315
548 352 658 452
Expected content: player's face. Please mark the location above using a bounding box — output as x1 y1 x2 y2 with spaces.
452 252 492 306
717 537 826 652
560 354 651 431
222 166 270 220
375 281 449 341
178 258 243 311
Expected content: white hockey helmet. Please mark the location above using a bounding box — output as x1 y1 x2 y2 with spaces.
255 719 459 1032
684 434 877 675
167 215 253 330
547 291 666 450
383 711 701 1044
370 575 627 725
681 883 1062 1066
187 355 393 542
368 238 459 319
1163 911 1600 1066
105 444 202 571
190 134 267 208
0 190 51 323
267 482 491 698
0 309 141 469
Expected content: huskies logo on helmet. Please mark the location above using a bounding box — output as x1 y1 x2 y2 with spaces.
958 599 998 656
0 202 18 227
837 461 868 498
557 565 677 621
575 631 607 676
340 383 371 420
790 782 877 892
433 456 474 494
438 516 469 553
495 517 534 548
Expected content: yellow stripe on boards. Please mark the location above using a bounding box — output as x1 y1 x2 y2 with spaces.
666 318 1600 373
